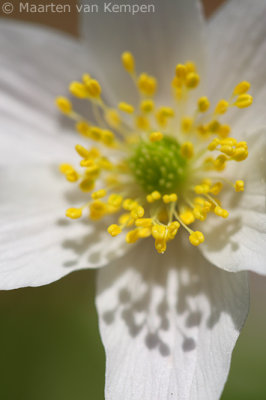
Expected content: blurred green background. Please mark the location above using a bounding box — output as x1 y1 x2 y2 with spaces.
0 271 266 400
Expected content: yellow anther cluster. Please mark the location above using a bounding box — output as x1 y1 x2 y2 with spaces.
233 81 250 95
185 72 200 89
69 81 89 98
66 207 82 219
234 180 244 192
121 51 135 73
181 117 193 133
198 96 210 112
60 164 79 182
163 194 178 203
215 100 229 114
180 210 195 225
107 224 122 237
119 102 134 114
151 221 180 253
149 131 163 142
92 189 106 199
69 77 102 100
138 73 157 97
208 138 248 162
156 106 174 128
58 53 251 254
135 115 150 131
173 62 199 99
181 142 194 159
214 206 229 218
140 99 154 113
189 231 205 246
56 97 72 114
105 109 121 128
86 79 102 98
76 121 91 137
146 191 161 203
234 94 253 108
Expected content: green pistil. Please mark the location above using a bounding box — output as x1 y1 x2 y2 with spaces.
128 136 188 194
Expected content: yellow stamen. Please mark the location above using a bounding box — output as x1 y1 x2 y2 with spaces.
234 94 253 108
146 191 161 203
163 194 178 203
138 73 157 96
234 180 244 192
92 189 107 199
107 224 122 237
181 142 194 159
140 99 154 113
59 51 252 254
69 82 88 98
215 100 229 114
214 206 229 218
185 73 200 89
181 117 193 133
233 81 251 95
175 64 187 80
56 97 72 114
198 96 210 112
75 144 90 158
105 109 121 128
189 231 205 246
121 51 135 73
136 115 150 131
66 208 82 219
149 131 163 142
84 79 101 98
119 102 135 114
131 206 145 219
76 121 91 137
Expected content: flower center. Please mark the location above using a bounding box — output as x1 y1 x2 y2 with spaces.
129 136 187 194
56 52 252 254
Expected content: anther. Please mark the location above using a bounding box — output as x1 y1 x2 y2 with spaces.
149 131 163 142
92 189 107 199
163 193 178 203
215 100 229 114
140 99 154 113
234 94 253 108
66 208 82 219
56 97 72 114
69 81 88 98
121 51 135 73
119 102 134 114
107 224 122 237
198 96 210 112
189 231 205 246
85 79 102 98
233 81 251 95
234 180 244 192
214 206 229 218
181 142 194 159
138 73 157 96
185 72 200 89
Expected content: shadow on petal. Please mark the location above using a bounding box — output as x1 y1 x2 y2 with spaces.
96 234 248 361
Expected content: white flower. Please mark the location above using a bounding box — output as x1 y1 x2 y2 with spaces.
0 1 266 399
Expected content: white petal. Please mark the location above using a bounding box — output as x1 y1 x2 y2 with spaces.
0 20 92 165
201 128 266 274
80 0 206 103
207 0 266 133
0 165 128 289
96 238 249 400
